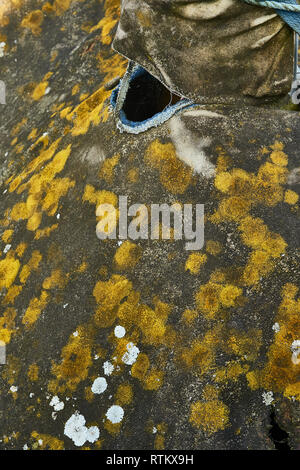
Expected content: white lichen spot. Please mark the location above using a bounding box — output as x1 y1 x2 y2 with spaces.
49 395 64 412
105 405 124 424
272 322 280 333
152 426 157 434
122 342 140 365
91 377 107 395
38 439 43 446
23 444 28 450
103 361 114 376
291 340 300 365
4 244 11 254
0 42 6 57
73 331 79 337
262 391 274 406
64 412 99 447
114 325 126 338
10 385 18 393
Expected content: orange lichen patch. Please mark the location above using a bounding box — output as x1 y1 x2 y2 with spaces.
127 168 139 183
114 241 142 271
247 284 300 399
145 140 192 194
181 309 198 325
99 154 120 183
31 81 49 100
49 323 96 394
115 383 133 405
154 434 165 450
185 252 207 274
219 285 242 308
104 420 122 435
27 363 39 382
270 150 288 166
19 250 42 284
0 308 17 343
34 224 58 240
97 51 127 83
42 269 67 290
63 86 111 136
83 185 118 207
0 253 20 290
11 118 28 137
4 285 23 305
202 384 219 401
189 400 229 434
131 353 150 381
284 382 300 400
9 143 73 231
179 328 221 376
284 189 299 205
143 368 164 390
2 229 13 243
226 329 262 362
93 275 133 328
89 0 121 45
59 106 73 119
72 84 80 96
206 240 222 256
22 290 49 328
21 10 44 36
31 432 64 450
9 138 61 193
214 361 249 383
2 355 21 385
195 282 222 318
15 242 27 258
27 128 38 141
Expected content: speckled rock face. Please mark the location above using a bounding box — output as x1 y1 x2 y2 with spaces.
0 0 300 451
113 0 294 104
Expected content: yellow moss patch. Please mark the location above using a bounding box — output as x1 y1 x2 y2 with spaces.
219 285 242 308
99 154 120 183
114 241 142 271
32 81 48 100
19 250 42 284
28 363 39 382
31 432 64 450
189 400 229 434
206 240 222 256
0 308 17 343
195 282 221 318
2 229 13 243
22 290 49 328
49 323 96 394
115 383 133 405
0 254 20 290
284 190 299 205
185 253 207 274
181 309 198 325
21 10 44 36
145 140 193 194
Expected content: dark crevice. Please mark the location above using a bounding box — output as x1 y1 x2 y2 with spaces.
122 69 181 122
269 410 290 450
